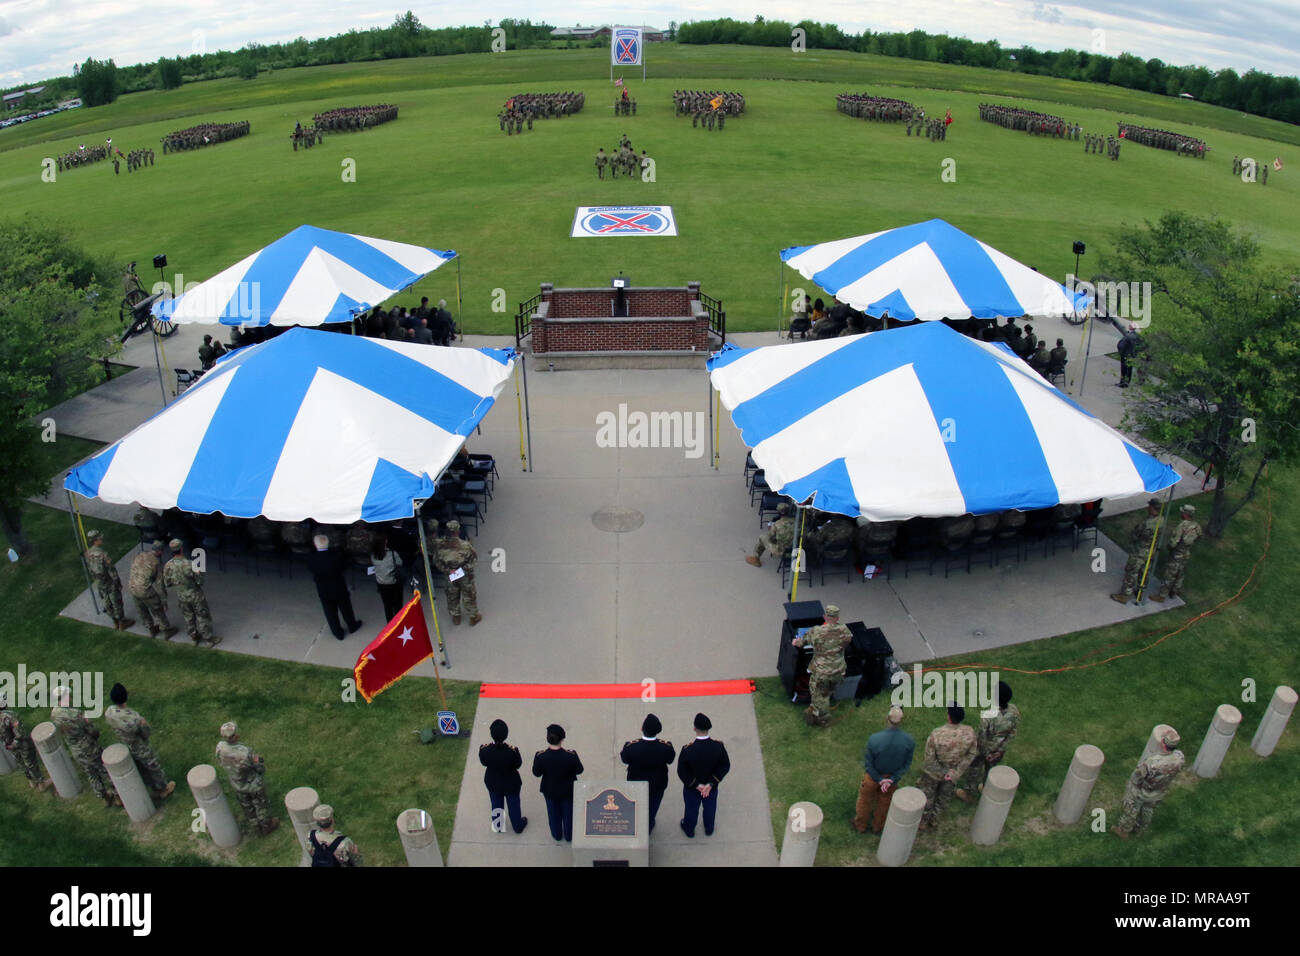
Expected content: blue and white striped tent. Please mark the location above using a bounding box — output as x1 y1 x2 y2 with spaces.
152 225 456 327
708 323 1178 520
65 328 516 523
781 219 1089 321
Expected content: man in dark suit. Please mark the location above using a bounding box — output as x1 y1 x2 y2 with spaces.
678 713 730 838
620 713 676 832
479 718 527 834
305 534 362 640
532 723 583 842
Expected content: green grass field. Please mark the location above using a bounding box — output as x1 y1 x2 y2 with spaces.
2 44 1297 867
1 46 1294 336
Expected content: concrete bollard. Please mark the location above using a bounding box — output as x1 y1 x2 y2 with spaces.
396 809 444 867
876 786 926 867
0 744 14 774
1140 724 1177 764
970 765 1020 846
1251 686 1297 758
1193 705 1243 778
285 786 320 867
103 743 155 822
1054 744 1105 825
778 801 823 867
31 722 82 799
187 764 242 848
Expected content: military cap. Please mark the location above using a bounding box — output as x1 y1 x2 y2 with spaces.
776 503 793 516
313 804 334 824
1180 504 1195 515
445 520 460 532
887 706 904 725
693 713 712 732
86 529 102 541
1161 728 1181 748
219 721 239 740
168 538 183 551
109 683 128 705
642 713 662 736
824 605 840 618
1147 498 1161 510
150 539 164 552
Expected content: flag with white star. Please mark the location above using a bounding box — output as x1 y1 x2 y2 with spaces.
354 591 433 703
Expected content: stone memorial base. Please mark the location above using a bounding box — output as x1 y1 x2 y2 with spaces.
571 780 649 867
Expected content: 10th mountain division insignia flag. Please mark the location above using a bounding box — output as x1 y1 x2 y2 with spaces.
572 205 678 237
611 27 642 66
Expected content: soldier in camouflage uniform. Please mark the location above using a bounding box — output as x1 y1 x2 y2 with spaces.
127 540 177 639
216 722 279 834
0 693 52 791
746 502 796 567
595 147 609 179
309 804 363 866
84 530 134 631
792 605 852 727
104 683 175 799
956 681 1020 800
51 688 120 807
1149 504 1201 602
917 704 978 830
162 539 221 647
807 512 855 564
433 520 479 625
1110 498 1163 604
1112 728 1183 838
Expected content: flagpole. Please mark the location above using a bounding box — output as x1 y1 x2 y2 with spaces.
415 508 450 671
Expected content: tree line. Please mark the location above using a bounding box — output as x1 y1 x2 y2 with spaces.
678 17 1300 125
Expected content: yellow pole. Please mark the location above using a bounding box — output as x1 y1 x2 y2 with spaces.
713 388 721 470
789 506 807 600
514 362 527 470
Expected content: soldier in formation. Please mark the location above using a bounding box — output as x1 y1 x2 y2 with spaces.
836 93 915 122
127 540 177 639
51 687 120 808
162 538 221 647
0 692 52 791
161 120 250 153
308 804 363 866
1112 728 1182 838
55 143 113 172
433 519 479 625
978 103 1065 136
125 147 154 171
498 91 584 132
84 529 134 631
104 683 175 800
675 89 744 117
1117 123 1207 157
620 714 676 832
595 147 609 178
791 605 852 727
1110 498 1163 604
1149 504 1201 602
746 501 796 567
917 704 978 830
216 722 279 835
955 681 1019 801
312 104 397 131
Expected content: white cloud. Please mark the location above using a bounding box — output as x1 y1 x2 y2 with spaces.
0 0 1294 85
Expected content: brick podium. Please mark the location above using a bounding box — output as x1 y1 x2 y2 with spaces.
523 281 722 368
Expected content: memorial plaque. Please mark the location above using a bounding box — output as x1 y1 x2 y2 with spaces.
584 787 636 837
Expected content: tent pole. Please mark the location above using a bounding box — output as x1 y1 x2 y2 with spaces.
777 255 783 338
1078 307 1097 396
456 256 463 342
789 504 807 602
415 510 450 669
521 352 534 472
707 377 714 470
713 387 721 470
65 488 100 614
151 328 168 407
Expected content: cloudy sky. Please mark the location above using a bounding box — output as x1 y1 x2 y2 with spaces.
1 0 1296 87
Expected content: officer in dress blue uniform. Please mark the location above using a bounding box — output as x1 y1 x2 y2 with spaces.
678 713 730 838
479 718 527 834
532 723 584 842
620 713 676 832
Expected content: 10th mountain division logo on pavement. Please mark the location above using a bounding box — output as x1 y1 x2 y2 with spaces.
571 205 678 237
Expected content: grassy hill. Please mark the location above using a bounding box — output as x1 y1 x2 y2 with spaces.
1 46 1294 337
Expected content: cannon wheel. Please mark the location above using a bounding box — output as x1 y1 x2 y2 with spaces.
150 315 178 338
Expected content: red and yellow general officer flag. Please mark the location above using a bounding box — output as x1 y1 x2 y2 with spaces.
709 94 723 110
354 591 433 703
